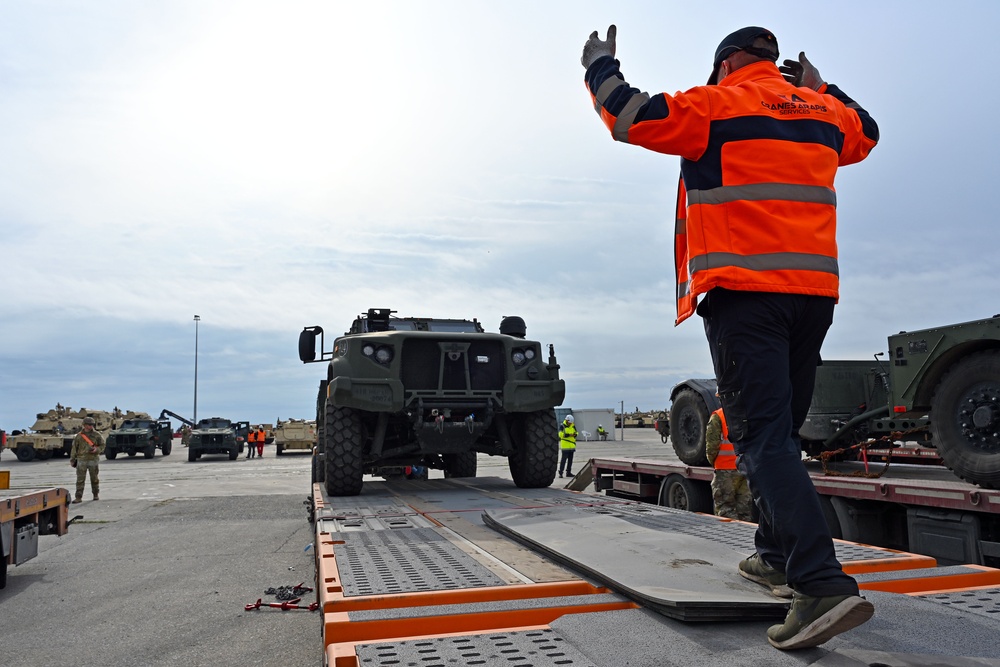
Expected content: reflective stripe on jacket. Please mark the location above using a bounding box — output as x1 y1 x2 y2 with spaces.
711 409 737 471
585 58 878 325
559 422 577 450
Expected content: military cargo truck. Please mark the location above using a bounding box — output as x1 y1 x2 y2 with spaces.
186 418 250 462
272 419 316 455
3 407 118 462
299 308 566 496
668 315 1000 489
105 414 173 459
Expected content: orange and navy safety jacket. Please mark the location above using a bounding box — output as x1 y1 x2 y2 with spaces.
711 408 737 471
585 57 879 324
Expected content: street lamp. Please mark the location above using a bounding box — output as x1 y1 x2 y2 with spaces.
193 315 200 424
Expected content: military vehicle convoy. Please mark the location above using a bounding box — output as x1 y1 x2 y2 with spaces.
186 417 250 462
298 308 566 496
105 414 173 459
272 418 316 455
668 315 1000 489
3 407 119 462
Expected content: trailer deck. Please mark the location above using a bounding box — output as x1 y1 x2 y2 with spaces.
310 477 1000 666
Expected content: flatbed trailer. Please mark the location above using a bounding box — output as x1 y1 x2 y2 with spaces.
309 476 1000 667
590 456 1000 569
1 477 72 589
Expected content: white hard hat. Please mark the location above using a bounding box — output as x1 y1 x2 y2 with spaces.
598 424 603 428
565 415 574 423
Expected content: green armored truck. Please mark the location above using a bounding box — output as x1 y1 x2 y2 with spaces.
669 315 1000 489
105 414 173 459
187 418 250 462
299 308 566 496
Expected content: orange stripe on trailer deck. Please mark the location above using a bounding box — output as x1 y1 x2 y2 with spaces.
320 580 611 614
326 625 552 667
903 581 1000 597
323 600 638 646
859 566 1000 594
841 551 937 576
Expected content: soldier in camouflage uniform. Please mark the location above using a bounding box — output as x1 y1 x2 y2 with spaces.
70 416 105 503
705 408 752 521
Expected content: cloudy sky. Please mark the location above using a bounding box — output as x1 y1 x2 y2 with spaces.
2 1 998 431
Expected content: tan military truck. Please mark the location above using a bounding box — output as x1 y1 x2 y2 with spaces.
272 418 316 455
3 406 119 462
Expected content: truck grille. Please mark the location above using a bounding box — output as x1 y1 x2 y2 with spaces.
401 340 505 391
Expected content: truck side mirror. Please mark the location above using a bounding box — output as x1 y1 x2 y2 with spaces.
299 327 322 363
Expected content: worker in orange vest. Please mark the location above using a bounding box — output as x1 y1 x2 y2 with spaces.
256 427 265 457
247 428 257 459
705 408 752 521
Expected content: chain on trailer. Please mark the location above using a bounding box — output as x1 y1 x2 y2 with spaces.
806 424 931 479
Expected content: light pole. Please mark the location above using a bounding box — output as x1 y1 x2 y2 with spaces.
193 315 200 424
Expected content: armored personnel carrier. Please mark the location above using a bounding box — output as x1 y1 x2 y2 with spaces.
187 417 250 462
272 419 316 455
299 308 566 496
3 406 118 462
105 413 173 459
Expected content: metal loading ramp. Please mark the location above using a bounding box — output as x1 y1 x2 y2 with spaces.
311 477 1000 666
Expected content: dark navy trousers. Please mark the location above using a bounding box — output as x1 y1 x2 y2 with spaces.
699 288 859 597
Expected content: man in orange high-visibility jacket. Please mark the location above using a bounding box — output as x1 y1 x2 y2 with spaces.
582 25 878 650
705 408 752 522
247 428 257 459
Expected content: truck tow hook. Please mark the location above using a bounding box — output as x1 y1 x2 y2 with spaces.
244 597 319 612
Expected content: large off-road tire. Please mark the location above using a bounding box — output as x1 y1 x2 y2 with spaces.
105 449 118 460
276 444 284 456
443 452 478 478
161 441 172 456
930 350 1000 488
669 389 710 466
188 448 197 462
144 445 156 459
35 449 52 461
324 405 365 496
228 448 238 461
507 409 558 488
658 474 713 513
16 444 35 462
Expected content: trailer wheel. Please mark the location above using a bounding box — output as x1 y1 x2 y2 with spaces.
508 409 558 488
443 452 478 479
16 444 36 462
658 474 713 513
106 449 118 460
324 404 365 496
931 350 1000 488
669 389 710 466
188 448 197 462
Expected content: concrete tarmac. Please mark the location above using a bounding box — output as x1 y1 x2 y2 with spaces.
0 429 675 667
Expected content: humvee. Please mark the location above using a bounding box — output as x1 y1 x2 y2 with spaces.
105 415 173 459
186 418 250 462
299 308 566 496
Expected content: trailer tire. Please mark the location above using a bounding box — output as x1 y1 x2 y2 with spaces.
106 449 118 460
324 404 365 496
443 451 478 479
669 389 711 466
508 409 558 488
931 350 1000 488
16 444 36 462
658 474 713 513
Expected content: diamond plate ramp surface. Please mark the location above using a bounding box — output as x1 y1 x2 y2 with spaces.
483 506 788 622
